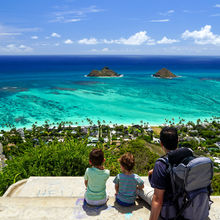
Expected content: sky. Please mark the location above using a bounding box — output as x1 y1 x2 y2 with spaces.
0 0 220 55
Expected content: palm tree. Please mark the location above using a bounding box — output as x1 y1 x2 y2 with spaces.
140 120 143 127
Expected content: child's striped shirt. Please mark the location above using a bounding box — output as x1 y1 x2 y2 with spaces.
113 173 144 204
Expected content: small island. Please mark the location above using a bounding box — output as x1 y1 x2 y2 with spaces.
153 68 177 79
87 67 122 77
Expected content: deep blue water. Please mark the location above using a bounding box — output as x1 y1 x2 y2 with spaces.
0 55 219 129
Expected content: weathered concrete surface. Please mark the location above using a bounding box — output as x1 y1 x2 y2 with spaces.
3 176 151 198
0 197 151 220
0 177 219 220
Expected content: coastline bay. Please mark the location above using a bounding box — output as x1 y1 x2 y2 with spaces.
0 55 219 129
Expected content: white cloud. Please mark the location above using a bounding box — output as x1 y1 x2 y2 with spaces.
150 19 170 23
183 10 206 14
55 5 104 17
50 16 81 23
0 24 39 37
2 44 33 53
146 39 156 45
64 39 73 44
55 43 60 46
50 16 64 23
19 45 33 51
13 27 40 32
51 32 61 38
157 36 179 44
75 31 180 47
214 4 220 8
95 31 155 46
78 38 98 45
116 31 150 45
0 24 21 37
159 10 175 16
0 32 21 36
104 31 153 46
31 36 38 39
103 39 116 44
64 18 81 23
102 48 109 52
167 10 175 14
51 5 103 23
182 25 220 45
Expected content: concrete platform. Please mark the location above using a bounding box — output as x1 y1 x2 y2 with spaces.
0 177 219 220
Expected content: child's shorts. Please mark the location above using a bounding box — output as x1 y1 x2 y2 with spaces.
84 197 108 206
116 197 134 207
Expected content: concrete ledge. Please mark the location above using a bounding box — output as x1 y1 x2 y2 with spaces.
3 176 151 198
3 179 28 197
0 177 219 220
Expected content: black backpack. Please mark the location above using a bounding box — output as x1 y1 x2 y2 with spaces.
158 148 213 220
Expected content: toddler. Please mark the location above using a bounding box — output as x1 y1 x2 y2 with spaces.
113 152 144 206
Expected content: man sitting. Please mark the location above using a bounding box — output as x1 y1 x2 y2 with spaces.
138 126 211 220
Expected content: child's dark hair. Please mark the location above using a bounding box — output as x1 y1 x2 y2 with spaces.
119 153 135 171
89 148 104 166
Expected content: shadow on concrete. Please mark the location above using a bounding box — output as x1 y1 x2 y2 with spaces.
113 198 150 214
82 201 109 216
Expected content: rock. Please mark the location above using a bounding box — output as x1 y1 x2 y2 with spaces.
87 67 122 77
153 68 177 78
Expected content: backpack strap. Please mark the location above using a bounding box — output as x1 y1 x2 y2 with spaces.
158 153 189 220
157 156 177 200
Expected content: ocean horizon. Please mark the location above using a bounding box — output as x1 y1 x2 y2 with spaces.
0 55 219 130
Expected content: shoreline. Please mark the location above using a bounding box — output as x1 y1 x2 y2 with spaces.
84 74 124 78
0 116 218 131
0 122 161 132
151 74 182 79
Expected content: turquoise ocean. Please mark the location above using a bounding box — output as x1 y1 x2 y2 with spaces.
0 55 219 129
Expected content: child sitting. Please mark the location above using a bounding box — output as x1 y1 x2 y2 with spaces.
113 152 144 206
84 148 110 206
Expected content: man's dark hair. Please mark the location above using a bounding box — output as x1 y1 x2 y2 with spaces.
160 127 178 150
89 148 104 166
119 152 135 171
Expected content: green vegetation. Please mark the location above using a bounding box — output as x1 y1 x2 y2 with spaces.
0 117 219 196
0 136 159 196
212 174 220 196
0 139 90 195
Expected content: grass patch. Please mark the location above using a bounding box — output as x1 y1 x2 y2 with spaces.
152 126 161 136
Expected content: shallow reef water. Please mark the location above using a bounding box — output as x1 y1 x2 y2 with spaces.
0 55 219 129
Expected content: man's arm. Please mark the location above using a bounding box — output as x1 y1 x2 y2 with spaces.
148 169 153 176
149 188 165 220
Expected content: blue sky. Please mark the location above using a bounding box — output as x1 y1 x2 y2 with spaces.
0 0 220 55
